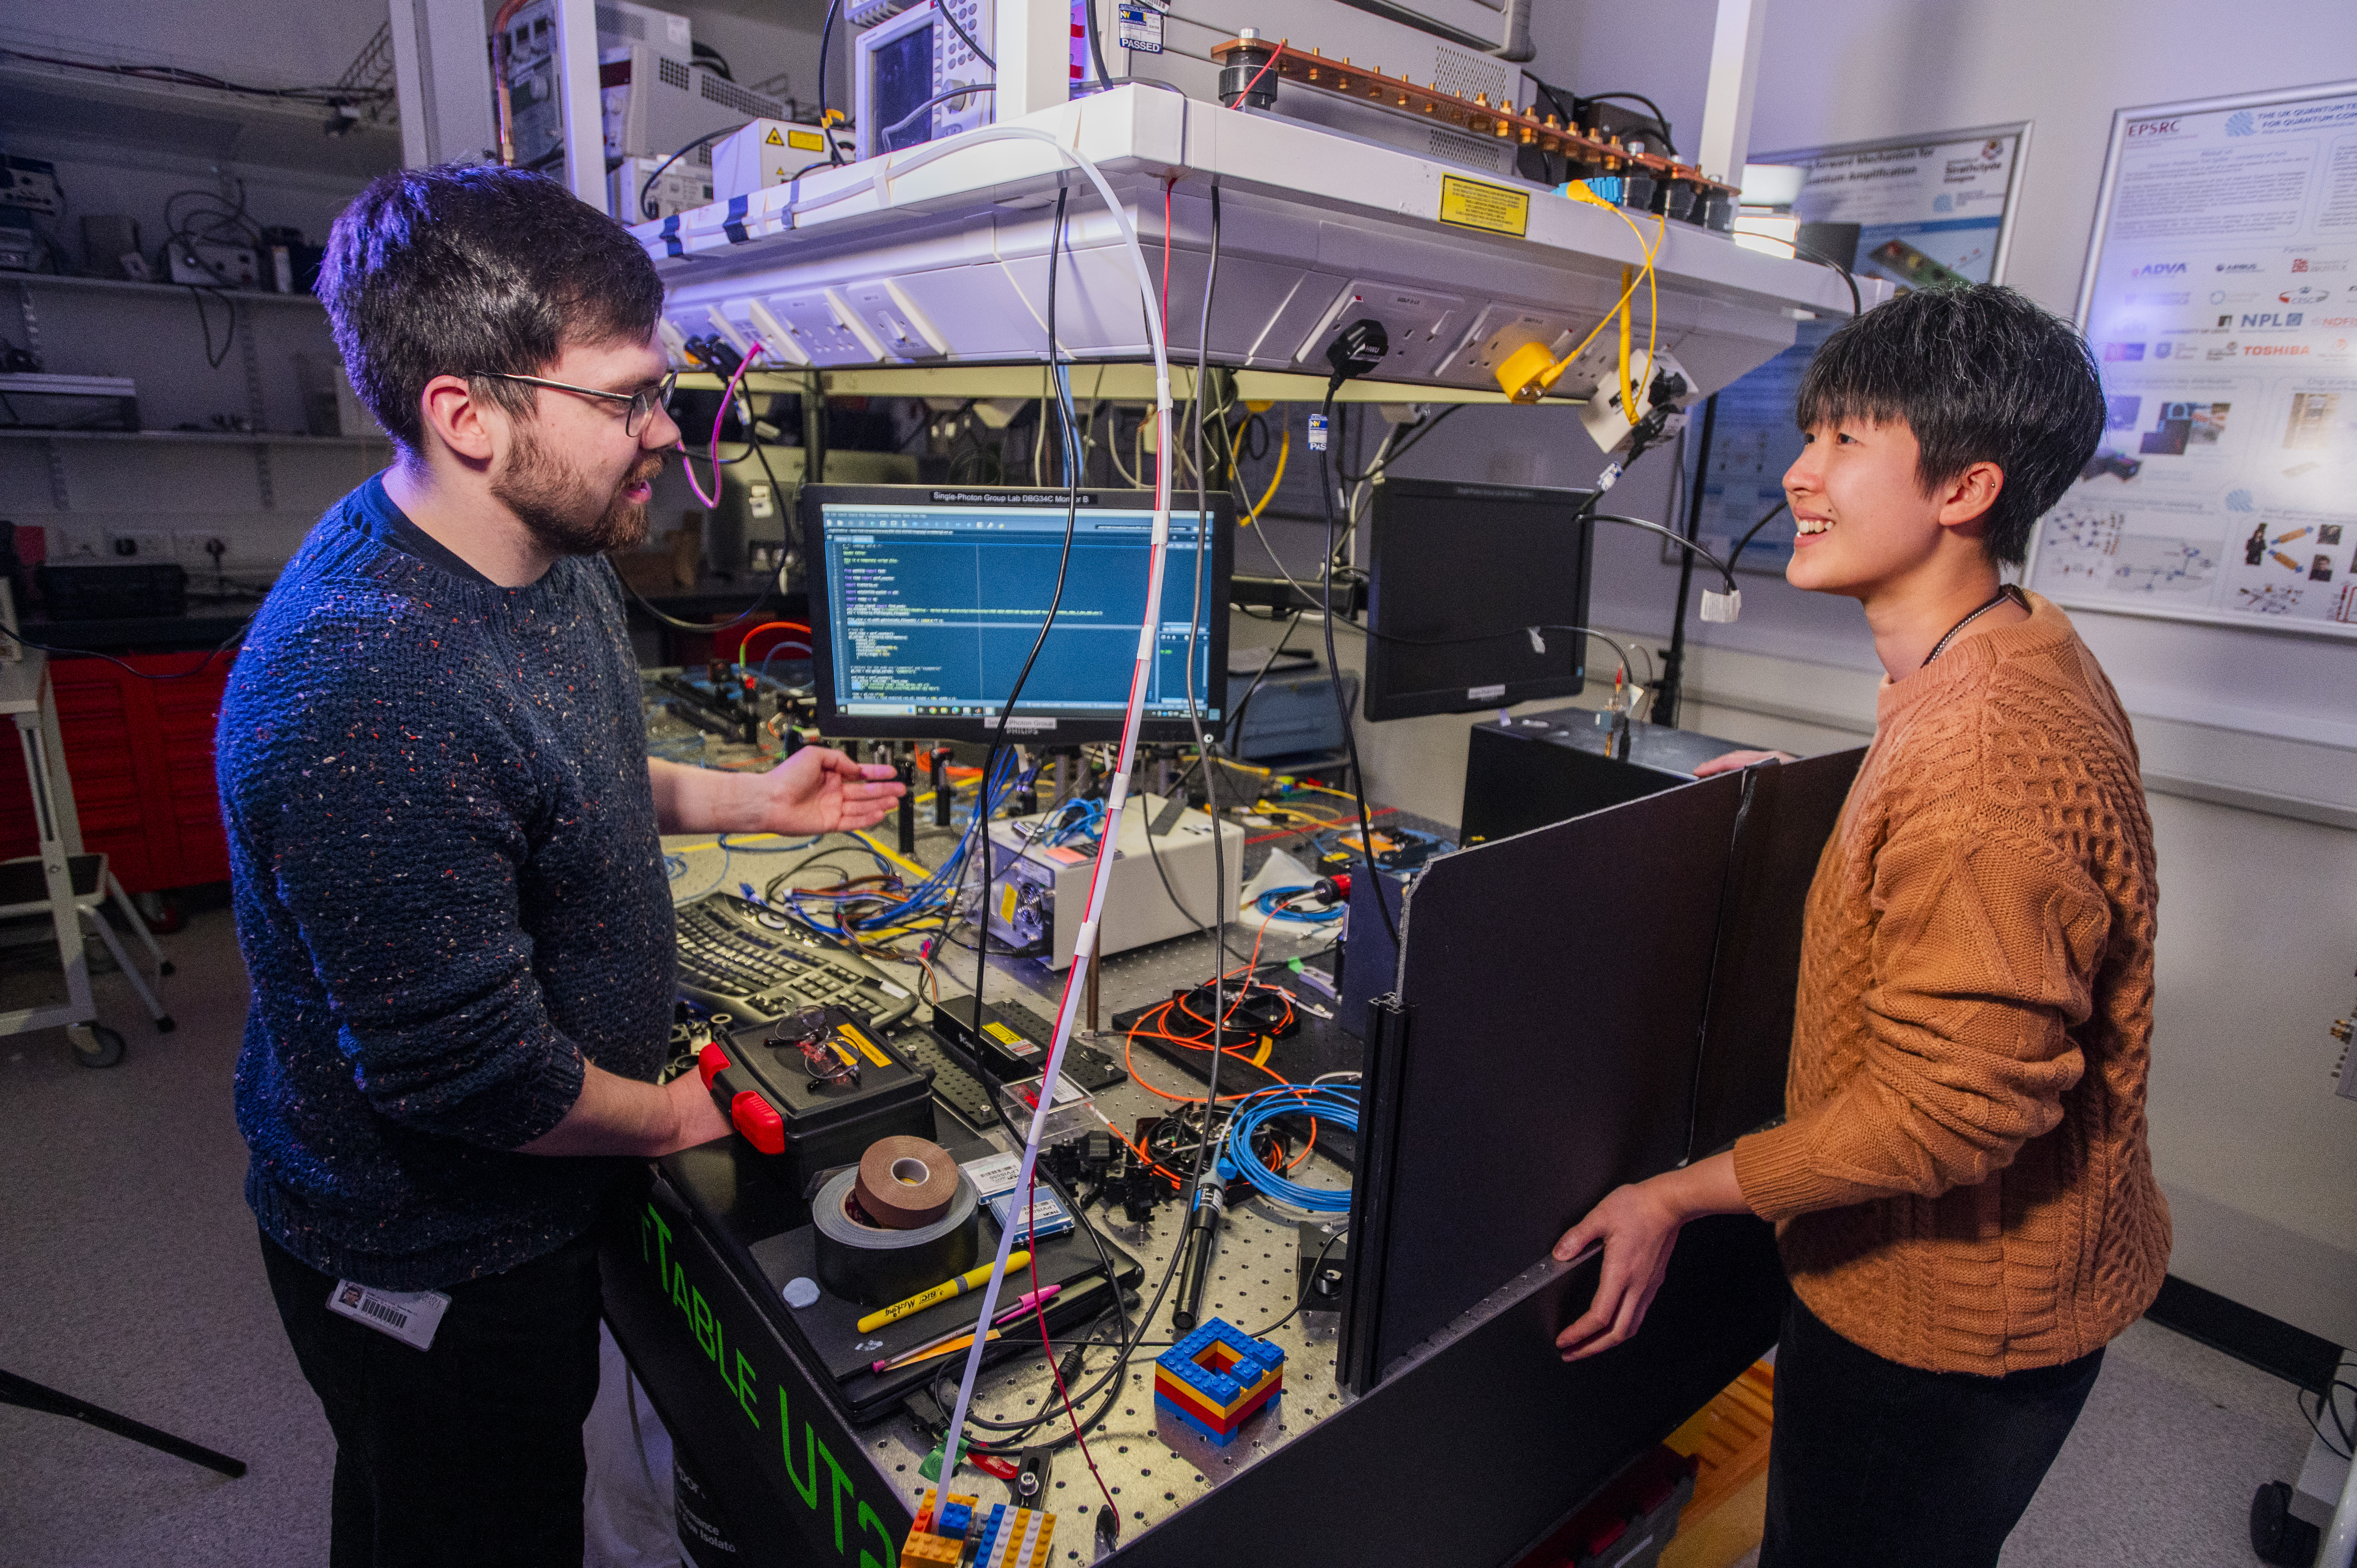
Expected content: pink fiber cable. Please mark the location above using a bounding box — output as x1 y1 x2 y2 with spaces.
683 339 763 507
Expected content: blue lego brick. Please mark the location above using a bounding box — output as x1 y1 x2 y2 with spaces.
940 1499 972 1536
1154 1392 1239 1446
1154 1318 1287 1409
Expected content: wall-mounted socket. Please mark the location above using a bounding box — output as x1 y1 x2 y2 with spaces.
171 532 233 572
106 531 172 561
52 530 104 563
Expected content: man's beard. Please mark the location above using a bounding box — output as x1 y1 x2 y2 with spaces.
490 424 661 556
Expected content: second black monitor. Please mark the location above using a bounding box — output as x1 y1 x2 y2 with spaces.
1363 477 1595 722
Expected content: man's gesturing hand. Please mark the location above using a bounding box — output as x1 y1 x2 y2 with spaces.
1550 1151 1749 1361
754 745 905 835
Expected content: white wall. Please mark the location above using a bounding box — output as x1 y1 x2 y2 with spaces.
1323 0 2357 1344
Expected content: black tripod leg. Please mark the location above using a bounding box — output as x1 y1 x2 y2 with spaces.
0 1368 247 1478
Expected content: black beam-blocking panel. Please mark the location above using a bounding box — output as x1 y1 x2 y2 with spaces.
1364 773 1746 1380
1686 749 1864 1159
1118 1215 1788 1568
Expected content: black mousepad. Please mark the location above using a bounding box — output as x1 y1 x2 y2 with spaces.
750 1189 1142 1420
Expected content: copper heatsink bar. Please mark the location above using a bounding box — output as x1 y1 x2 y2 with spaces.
1208 39 1739 197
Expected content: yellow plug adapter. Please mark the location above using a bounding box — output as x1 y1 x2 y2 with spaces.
1495 341 1560 404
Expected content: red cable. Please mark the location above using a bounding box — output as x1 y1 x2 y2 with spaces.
1226 49 1281 110
1026 1173 1117 1520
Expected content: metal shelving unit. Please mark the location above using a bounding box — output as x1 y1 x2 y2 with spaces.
0 429 388 448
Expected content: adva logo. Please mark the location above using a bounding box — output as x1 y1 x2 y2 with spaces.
2129 262 2187 278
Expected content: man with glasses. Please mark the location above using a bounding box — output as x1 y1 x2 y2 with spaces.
218 164 903 1566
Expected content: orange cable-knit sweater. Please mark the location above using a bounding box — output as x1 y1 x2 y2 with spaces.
1731 593 2171 1376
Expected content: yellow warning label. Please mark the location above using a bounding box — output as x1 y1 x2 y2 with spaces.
764 127 786 145
787 129 824 151
1438 175 1529 238
983 1021 1030 1049
835 1023 891 1068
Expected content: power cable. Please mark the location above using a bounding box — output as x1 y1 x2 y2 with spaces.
816 0 846 164
1315 388 1396 947
878 84 997 143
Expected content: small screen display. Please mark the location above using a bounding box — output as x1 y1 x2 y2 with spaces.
872 23 935 152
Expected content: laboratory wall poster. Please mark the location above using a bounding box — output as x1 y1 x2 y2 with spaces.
1682 125 2030 576
2025 80 2357 637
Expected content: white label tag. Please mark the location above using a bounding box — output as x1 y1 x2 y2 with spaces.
1468 682 1507 701
961 1151 1025 1201
327 1280 451 1351
1307 413 1330 452
1115 4 1164 52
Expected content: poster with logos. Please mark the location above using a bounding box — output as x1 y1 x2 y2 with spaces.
1682 125 2030 575
2025 81 2357 637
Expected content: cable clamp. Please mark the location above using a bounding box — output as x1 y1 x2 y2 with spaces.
1700 587 1742 623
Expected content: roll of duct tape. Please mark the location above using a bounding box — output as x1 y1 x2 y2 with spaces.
813 1165 980 1308
855 1135 962 1229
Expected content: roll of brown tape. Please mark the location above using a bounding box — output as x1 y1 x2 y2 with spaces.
855 1135 960 1230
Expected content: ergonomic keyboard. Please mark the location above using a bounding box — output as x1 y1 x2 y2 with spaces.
673 892 922 1034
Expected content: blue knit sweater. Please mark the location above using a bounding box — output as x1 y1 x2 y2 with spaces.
222 478 673 1290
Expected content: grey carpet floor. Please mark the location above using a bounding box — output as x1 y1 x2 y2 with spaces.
0 907 332 1566
0 908 2331 1565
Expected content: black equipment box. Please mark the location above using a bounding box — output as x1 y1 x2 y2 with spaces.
698 1008 936 1190
930 993 1127 1095
1460 707 1751 844
37 562 186 620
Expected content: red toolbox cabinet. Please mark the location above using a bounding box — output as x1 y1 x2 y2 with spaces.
0 653 232 895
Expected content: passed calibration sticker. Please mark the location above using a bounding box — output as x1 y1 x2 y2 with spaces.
1115 4 1164 53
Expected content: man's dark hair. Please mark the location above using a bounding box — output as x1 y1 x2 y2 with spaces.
1794 284 2104 565
318 164 665 458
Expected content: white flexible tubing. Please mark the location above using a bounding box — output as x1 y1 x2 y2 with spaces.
911 119 1177 1481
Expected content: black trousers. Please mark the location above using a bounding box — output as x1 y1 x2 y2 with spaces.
260 1228 604 1568
1760 1294 2103 1568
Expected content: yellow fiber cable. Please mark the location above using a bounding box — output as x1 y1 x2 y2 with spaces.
1538 188 1664 398
853 831 936 883
1617 264 1636 424
1244 427 1290 525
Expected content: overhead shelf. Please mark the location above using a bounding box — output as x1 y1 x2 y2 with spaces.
638 88 1876 404
5 274 327 308
0 428 387 448
0 55 400 180
677 364 1564 406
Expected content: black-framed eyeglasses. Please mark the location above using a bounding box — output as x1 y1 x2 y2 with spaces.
469 369 677 437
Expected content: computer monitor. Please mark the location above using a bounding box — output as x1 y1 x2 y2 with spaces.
801 485 1233 744
1360 477 1594 722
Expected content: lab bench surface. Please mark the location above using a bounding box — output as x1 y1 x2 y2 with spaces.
606 820 1788 1566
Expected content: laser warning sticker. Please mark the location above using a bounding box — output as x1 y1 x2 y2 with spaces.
1439 175 1528 238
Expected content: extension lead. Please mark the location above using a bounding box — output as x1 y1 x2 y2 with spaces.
909 122 1178 1488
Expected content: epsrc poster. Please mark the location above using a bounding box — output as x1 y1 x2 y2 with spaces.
2027 81 2357 636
